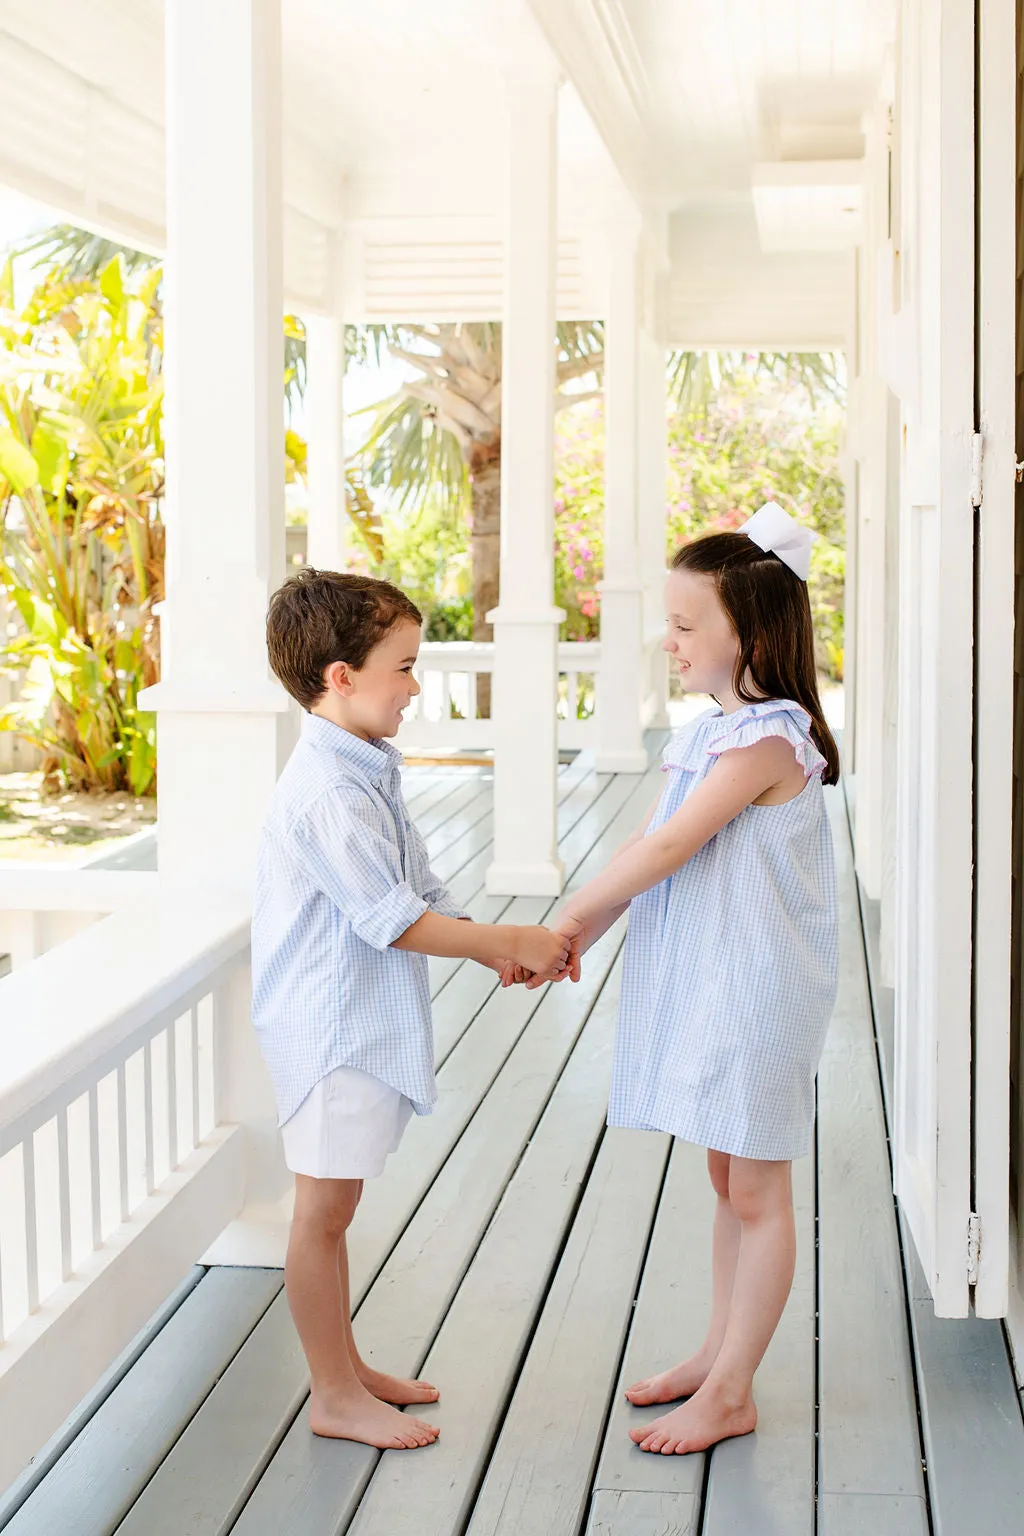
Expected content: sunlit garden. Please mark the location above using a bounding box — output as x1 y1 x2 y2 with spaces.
0 219 845 861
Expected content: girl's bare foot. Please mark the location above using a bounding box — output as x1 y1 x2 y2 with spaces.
310 1385 440 1449
357 1364 440 1406
625 1351 714 1406
630 1381 757 1455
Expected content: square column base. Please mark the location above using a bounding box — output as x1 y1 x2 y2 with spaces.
486 858 565 898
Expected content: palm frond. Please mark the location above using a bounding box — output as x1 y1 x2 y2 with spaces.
16 224 159 280
355 391 469 520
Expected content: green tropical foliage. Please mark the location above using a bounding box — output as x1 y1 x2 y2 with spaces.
0 253 164 791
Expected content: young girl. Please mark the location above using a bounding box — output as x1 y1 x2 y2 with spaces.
513 502 839 1457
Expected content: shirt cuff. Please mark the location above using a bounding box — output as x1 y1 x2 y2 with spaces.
352 883 429 950
431 895 467 921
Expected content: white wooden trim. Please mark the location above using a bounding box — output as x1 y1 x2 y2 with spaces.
0 1126 245 1493
972 0 1015 1319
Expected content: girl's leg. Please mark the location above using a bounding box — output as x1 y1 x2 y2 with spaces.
286 1173 439 1449
627 1149 741 1405
632 1156 795 1454
335 1181 439 1406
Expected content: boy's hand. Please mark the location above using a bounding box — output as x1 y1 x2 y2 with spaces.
521 914 585 989
500 916 584 988
506 924 571 982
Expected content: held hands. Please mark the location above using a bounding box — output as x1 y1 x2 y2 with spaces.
500 913 585 990
502 924 573 984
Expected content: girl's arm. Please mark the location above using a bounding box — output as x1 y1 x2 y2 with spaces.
562 737 798 926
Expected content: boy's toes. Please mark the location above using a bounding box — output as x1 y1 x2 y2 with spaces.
625 1379 656 1405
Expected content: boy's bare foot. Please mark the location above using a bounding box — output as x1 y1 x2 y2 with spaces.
625 1351 714 1406
630 1382 757 1455
357 1363 440 1406
310 1385 439 1449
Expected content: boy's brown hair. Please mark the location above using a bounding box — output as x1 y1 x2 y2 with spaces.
267 568 422 710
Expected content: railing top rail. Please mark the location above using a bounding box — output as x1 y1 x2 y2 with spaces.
415 640 603 667
0 889 249 1139
0 869 159 914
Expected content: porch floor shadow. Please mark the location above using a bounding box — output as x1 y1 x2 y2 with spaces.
3 742 1023 1536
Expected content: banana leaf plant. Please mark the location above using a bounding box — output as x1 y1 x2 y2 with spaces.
0 253 163 792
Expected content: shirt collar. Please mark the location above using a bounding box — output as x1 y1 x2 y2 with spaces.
301 712 403 786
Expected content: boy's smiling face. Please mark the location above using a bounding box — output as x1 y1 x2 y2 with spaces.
313 619 422 741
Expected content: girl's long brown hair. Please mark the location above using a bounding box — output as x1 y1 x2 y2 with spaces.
672 532 841 785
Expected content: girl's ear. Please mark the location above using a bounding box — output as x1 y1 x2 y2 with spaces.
323 659 354 696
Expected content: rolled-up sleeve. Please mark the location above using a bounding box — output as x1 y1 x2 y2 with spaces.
291 793 428 949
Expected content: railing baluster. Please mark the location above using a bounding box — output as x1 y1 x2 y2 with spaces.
23 1136 39 1313
88 1085 101 1248
191 1004 201 1150
566 671 579 721
440 672 451 720
57 1106 72 1281
167 1021 178 1171
117 1063 129 1223
467 671 478 720
143 1042 155 1195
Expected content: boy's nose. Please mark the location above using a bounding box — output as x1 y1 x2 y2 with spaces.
410 676 421 697
660 635 675 655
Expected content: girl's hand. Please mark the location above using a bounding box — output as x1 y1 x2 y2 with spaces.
501 915 585 989
523 913 585 989
507 924 571 981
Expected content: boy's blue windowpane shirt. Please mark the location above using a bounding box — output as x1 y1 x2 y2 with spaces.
251 712 465 1125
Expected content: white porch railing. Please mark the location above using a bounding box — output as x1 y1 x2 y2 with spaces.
0 892 252 1489
397 640 602 754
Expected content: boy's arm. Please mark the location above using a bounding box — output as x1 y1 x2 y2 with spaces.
392 910 570 979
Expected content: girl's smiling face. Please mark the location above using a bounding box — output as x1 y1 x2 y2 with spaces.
662 567 742 702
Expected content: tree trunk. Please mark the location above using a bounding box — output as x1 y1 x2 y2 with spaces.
468 434 501 718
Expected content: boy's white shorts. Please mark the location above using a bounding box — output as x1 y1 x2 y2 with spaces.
281 1065 413 1180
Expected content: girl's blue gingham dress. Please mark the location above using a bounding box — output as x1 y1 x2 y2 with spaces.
609 699 839 1161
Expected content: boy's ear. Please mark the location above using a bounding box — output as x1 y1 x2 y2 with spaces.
323 659 355 696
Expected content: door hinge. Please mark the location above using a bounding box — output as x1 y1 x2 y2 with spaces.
971 432 983 508
968 1211 981 1287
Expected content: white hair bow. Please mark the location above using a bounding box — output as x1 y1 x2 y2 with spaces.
740 501 816 581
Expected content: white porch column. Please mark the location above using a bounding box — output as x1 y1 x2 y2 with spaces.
638 326 670 728
304 303 348 572
596 223 649 772
485 50 565 897
142 0 293 889
139 0 293 1234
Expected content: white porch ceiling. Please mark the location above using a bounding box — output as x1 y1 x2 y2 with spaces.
0 0 894 344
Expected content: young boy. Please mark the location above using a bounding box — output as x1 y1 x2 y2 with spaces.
252 569 570 1452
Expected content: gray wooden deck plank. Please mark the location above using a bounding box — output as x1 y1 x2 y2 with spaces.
234 940 627 1535
818 1494 930 1535
120 928 628 1536
817 789 926 1501
421 785 494 850
591 1138 712 1512
588 1490 699 1535
701 1153 815 1536
1 1268 281 1536
0 1266 206 1528
853 793 1024 1535
903 1236 1024 1536
460 1129 669 1536
416 776 491 838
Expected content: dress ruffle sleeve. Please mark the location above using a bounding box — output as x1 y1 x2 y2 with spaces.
705 703 827 779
